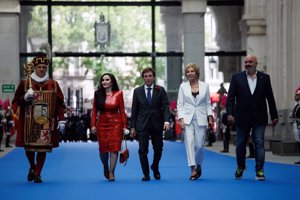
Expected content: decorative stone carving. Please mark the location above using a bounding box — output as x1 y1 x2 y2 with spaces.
245 19 266 36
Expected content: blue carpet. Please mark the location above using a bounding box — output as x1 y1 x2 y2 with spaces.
0 141 299 200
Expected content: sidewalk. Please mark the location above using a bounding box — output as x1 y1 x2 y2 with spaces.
205 140 300 165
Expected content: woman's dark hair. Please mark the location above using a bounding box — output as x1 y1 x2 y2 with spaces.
95 73 119 112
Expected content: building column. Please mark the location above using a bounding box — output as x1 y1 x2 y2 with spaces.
265 0 300 154
243 0 296 153
182 0 206 81
210 6 242 82
160 6 183 100
242 0 267 72
0 0 20 101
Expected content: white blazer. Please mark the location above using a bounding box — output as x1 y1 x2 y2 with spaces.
177 81 212 126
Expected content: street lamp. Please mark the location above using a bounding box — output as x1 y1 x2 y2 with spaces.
209 56 217 79
94 13 110 50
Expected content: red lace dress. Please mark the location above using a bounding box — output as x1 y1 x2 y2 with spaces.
91 90 127 153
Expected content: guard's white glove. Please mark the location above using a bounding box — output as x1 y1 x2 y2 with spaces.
24 88 34 101
57 121 65 133
124 129 130 135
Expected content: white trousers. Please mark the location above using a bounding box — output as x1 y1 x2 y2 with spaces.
184 119 206 166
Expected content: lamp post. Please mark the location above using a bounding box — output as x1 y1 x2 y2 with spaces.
209 57 217 79
94 13 110 50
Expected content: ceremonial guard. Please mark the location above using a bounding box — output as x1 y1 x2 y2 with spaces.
12 44 66 183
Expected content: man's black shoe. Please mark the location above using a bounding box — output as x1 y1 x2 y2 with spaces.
27 169 35 182
294 161 300 164
34 175 43 183
220 149 229 153
141 176 150 181
151 165 161 180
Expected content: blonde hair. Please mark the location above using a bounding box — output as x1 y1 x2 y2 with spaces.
184 63 200 78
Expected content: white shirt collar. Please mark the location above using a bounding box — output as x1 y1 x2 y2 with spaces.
246 71 257 94
246 70 257 79
144 84 154 90
31 72 49 83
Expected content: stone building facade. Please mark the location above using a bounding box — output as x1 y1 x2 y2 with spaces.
0 0 299 154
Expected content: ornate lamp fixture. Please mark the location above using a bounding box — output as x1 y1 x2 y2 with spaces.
94 13 110 50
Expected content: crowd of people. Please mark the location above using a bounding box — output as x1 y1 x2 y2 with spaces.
58 111 93 143
291 87 300 164
0 100 15 151
6 53 300 184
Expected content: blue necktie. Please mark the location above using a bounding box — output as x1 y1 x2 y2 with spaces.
147 87 152 104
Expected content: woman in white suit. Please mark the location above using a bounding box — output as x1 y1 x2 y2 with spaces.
177 63 214 180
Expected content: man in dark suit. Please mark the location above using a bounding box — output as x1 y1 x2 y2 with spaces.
226 55 278 181
130 67 170 181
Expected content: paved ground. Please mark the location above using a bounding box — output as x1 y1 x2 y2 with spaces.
205 140 300 165
1 135 300 165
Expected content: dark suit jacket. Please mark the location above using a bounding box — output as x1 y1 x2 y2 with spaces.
131 85 170 132
226 71 278 126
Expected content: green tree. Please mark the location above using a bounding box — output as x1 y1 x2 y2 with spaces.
28 5 167 88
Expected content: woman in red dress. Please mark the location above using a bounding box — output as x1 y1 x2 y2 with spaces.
91 73 127 181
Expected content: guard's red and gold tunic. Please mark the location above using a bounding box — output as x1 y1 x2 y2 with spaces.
91 90 127 153
12 79 65 152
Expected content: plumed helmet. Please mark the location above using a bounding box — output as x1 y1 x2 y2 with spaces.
3 99 10 110
32 54 49 67
295 87 300 95
32 43 51 67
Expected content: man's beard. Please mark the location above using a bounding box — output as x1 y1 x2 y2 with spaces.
245 66 256 74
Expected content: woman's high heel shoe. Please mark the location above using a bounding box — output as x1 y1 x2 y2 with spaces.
104 169 109 180
196 165 202 178
108 172 115 181
189 173 198 180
